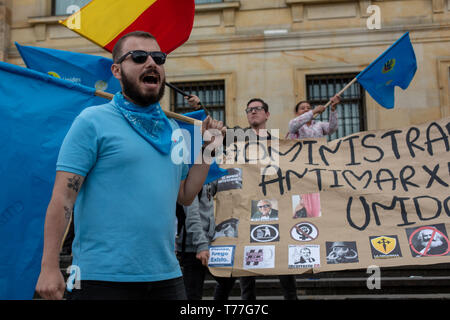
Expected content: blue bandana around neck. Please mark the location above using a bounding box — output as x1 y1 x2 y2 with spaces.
112 92 172 155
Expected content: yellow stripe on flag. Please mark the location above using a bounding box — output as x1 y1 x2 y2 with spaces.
61 0 157 47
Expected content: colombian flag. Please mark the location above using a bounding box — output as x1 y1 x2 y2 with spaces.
60 0 195 54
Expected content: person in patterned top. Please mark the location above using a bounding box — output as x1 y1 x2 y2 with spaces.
286 94 341 140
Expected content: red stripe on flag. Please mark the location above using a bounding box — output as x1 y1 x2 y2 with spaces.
104 0 195 54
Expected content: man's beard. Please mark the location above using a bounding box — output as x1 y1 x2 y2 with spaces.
121 68 165 106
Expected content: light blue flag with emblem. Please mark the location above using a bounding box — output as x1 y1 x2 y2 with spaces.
0 62 224 299
356 32 417 109
15 42 121 94
0 61 104 300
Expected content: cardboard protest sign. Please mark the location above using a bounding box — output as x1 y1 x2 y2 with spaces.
208 117 450 277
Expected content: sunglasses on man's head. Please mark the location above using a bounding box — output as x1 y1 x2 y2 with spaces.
116 50 167 65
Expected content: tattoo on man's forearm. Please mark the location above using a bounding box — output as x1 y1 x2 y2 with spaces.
67 175 81 192
64 206 73 221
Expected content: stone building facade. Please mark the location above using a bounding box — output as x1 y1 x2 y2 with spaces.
0 1 11 62
3 0 450 136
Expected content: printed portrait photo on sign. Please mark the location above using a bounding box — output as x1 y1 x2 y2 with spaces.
217 168 242 192
326 241 359 264
250 199 278 222
288 245 320 269
406 224 450 258
291 193 321 218
213 218 239 240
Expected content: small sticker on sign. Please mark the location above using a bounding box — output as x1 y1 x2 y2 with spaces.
288 245 320 269
208 245 235 267
250 224 280 243
243 245 275 269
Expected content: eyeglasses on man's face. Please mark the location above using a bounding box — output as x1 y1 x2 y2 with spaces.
116 50 167 65
258 204 271 209
245 106 265 114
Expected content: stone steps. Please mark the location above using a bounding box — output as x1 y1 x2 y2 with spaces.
33 256 450 300
201 263 450 299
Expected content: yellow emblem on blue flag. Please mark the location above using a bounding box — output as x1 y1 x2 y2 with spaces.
382 58 396 74
15 42 122 95
47 71 61 78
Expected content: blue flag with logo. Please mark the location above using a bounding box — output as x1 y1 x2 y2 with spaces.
0 62 224 299
356 32 417 109
0 62 102 300
176 110 228 184
15 42 121 94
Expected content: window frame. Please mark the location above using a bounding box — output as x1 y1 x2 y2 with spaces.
169 80 227 124
437 58 450 118
162 72 236 126
294 63 377 133
51 0 91 16
305 72 367 141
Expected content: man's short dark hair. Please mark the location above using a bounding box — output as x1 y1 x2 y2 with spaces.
294 100 310 113
247 98 269 112
112 31 157 63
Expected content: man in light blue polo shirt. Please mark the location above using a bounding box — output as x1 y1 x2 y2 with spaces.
35 31 224 300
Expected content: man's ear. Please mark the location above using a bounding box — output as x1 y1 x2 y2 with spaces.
111 63 122 80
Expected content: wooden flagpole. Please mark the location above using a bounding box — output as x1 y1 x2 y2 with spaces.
165 82 212 117
313 77 358 118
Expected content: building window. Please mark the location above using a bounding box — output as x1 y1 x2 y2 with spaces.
306 73 366 141
170 80 226 124
53 0 91 15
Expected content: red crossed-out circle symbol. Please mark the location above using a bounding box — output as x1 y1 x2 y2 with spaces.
409 226 450 257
